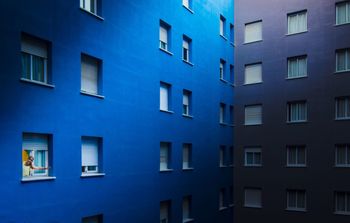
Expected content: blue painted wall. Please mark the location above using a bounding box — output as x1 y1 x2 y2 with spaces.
0 0 234 222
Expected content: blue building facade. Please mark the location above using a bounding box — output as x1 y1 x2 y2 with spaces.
0 0 234 222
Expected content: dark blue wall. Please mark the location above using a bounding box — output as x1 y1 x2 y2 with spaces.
0 0 234 222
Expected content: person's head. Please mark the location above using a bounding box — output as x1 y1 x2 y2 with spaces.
28 156 34 161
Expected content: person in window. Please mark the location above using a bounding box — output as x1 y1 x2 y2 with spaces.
22 155 48 177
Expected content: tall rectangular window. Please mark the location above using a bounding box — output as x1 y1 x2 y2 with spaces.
219 103 226 124
229 65 234 84
287 56 307 78
335 191 350 214
81 54 101 95
336 1 350 25
220 15 226 36
21 34 49 84
82 137 101 175
183 90 192 116
287 146 306 167
229 106 234 125
244 188 262 208
160 82 171 112
80 0 98 15
219 188 227 209
229 186 234 206
244 105 262 125
219 146 226 167
288 11 307 34
220 59 225 80
82 215 102 223
336 49 350 72
22 133 50 178
182 196 193 222
229 24 234 43
244 147 262 167
160 21 171 51
244 21 262 43
336 97 350 119
160 142 171 171
182 143 193 169
182 36 192 63
287 190 306 211
160 200 171 223
335 145 350 167
244 63 262 84
287 101 307 122
229 146 234 166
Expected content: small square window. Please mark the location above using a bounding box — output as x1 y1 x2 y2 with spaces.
82 214 103 223
335 191 350 214
182 196 193 222
287 101 307 123
160 200 171 223
81 137 102 175
335 144 350 167
287 11 307 34
21 34 50 84
81 54 102 96
244 63 262 84
182 35 192 63
244 21 262 43
219 103 226 124
244 104 262 125
220 59 226 80
244 147 262 167
336 49 350 72
182 143 193 169
160 82 172 112
160 142 171 171
336 97 350 119
287 55 307 78
287 146 306 167
22 133 51 178
336 1 350 25
183 90 192 116
286 190 306 211
244 188 262 208
160 21 171 52
220 15 226 37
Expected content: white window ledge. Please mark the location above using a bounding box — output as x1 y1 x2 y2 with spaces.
160 109 174 114
334 70 350 74
335 117 350 121
285 208 306 212
334 165 350 168
183 218 195 223
220 122 228 126
244 123 263 126
182 5 194 14
243 40 263 45
183 59 194 66
286 30 308 36
334 211 350 215
220 34 228 41
243 82 263 86
182 114 194 119
286 121 307 124
182 167 194 171
20 78 55 88
21 176 56 182
219 206 228 211
80 91 105 99
286 75 307 80
159 47 174 56
159 169 174 172
334 22 350 27
81 173 105 178
79 8 104 21
220 78 229 84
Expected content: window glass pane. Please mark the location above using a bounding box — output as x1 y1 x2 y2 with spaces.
81 55 99 94
297 191 305 208
254 152 261 165
32 55 45 82
21 53 31 79
33 150 47 175
246 153 253 165
297 148 306 165
337 146 346 165
347 193 350 212
245 21 262 43
337 3 347 24
288 148 297 164
288 191 297 208
337 98 346 118
298 57 307 76
245 63 262 84
160 84 169 111
337 192 346 212
245 105 262 125
337 51 346 71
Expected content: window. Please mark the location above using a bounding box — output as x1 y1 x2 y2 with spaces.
229 106 234 125
336 1 350 25
182 36 192 63
81 137 101 175
287 146 306 167
220 15 226 37
160 200 171 223
160 142 171 171
22 133 50 178
81 54 101 96
244 188 262 208
229 65 234 84
183 90 192 116
336 97 350 119
21 34 49 84
286 190 306 211
287 11 307 34
182 196 193 222
219 188 227 209
287 101 307 122
82 215 102 223
160 21 171 52
229 146 234 166
183 143 193 169
219 146 226 167
244 21 262 43
335 191 350 214
336 49 350 72
220 59 225 80
244 63 262 84
335 145 350 167
80 0 99 15
160 82 171 112
182 0 192 10
287 56 307 78
229 186 234 206
229 24 234 44
244 147 262 166
219 103 226 124
244 105 262 125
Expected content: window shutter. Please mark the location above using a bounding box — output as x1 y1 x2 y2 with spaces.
183 93 189 106
245 105 262 125
82 138 98 166
245 63 262 84
245 189 261 207
183 146 189 168
245 21 262 43
21 36 47 58
220 19 224 35
183 0 189 8
160 143 169 170
160 26 168 44
23 134 48 151
160 84 169 110
183 39 189 49
81 56 98 94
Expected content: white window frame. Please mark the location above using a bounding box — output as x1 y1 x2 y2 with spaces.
244 63 262 85
287 55 307 78
160 21 170 52
286 190 306 211
182 90 191 116
160 142 171 171
244 147 262 167
160 82 171 112
286 146 306 167
287 10 307 35
335 145 350 167
81 137 100 175
287 101 307 123
244 188 262 208
80 0 98 15
336 49 350 72
335 97 350 119
182 36 191 63
336 1 350 25
335 191 350 214
244 21 262 44
244 104 262 125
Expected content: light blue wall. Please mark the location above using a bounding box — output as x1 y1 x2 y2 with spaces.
0 0 234 222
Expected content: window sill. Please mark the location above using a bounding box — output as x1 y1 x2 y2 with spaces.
21 176 56 182
244 123 262 126
159 169 174 172
81 173 105 178
335 118 350 121
183 59 194 66
220 34 228 41
334 165 350 168
182 114 194 119
20 78 55 88
286 30 308 36
80 8 104 20
285 208 306 212
182 167 194 171
243 82 263 86
220 78 229 84
160 109 174 114
334 70 350 74
334 211 350 216
286 165 307 168
182 5 194 14
243 40 263 45
244 205 262 209
183 218 195 223
220 165 228 168
244 165 262 168
80 91 105 99
286 75 307 80
334 22 350 27
286 121 308 124
219 207 228 211
229 204 234 208
159 47 173 56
